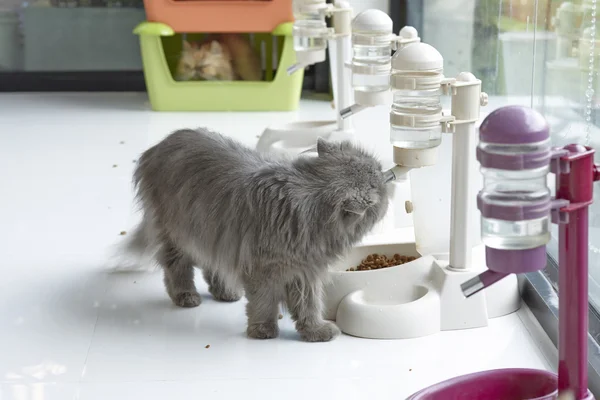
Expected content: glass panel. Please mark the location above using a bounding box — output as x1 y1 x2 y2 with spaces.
0 0 145 72
419 0 600 309
533 0 600 310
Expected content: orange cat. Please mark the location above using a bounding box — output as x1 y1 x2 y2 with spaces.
175 34 262 82
176 40 235 81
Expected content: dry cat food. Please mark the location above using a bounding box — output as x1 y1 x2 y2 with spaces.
346 253 417 272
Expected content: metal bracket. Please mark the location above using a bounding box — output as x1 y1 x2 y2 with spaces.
550 147 571 175
440 114 455 133
551 198 571 225
440 114 479 133
440 78 456 95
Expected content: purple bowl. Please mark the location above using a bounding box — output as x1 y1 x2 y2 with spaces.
406 368 558 400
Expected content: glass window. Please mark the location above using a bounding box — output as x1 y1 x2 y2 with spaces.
0 1 332 93
415 0 600 309
0 0 145 72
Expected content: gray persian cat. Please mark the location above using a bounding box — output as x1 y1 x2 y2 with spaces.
128 128 389 342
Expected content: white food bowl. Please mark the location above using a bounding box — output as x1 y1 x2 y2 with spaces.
324 240 521 339
325 242 440 339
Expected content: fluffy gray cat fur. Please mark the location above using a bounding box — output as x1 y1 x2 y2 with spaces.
127 128 389 342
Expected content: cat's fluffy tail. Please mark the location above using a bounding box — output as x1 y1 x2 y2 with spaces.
108 147 161 271
108 215 159 272
125 217 153 256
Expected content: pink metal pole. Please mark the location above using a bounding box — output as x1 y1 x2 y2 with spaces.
556 144 597 400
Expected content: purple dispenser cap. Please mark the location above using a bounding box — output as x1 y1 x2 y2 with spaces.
486 246 547 273
478 106 551 171
464 247 548 299
479 105 550 144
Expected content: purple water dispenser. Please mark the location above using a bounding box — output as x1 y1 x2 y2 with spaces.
463 105 553 296
407 105 599 400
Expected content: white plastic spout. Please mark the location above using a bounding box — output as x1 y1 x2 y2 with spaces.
448 72 485 271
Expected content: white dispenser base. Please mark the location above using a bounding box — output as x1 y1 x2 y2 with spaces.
256 121 357 155
324 232 521 339
256 120 338 155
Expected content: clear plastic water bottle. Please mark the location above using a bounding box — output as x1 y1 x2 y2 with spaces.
292 0 329 66
477 107 553 250
350 9 394 105
389 42 443 149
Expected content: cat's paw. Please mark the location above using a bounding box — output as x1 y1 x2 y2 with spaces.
247 322 279 339
173 291 202 308
299 321 341 342
209 286 243 302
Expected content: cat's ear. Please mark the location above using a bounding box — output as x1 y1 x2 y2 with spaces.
316 138 339 157
182 40 193 51
209 41 223 55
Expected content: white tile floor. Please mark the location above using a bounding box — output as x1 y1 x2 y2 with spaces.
0 93 555 400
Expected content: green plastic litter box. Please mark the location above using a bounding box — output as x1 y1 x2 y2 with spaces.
133 22 304 111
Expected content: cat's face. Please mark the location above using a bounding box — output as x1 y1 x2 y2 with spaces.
314 138 389 229
175 40 232 81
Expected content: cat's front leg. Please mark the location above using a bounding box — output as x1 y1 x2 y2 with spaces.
285 277 341 342
244 280 281 339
